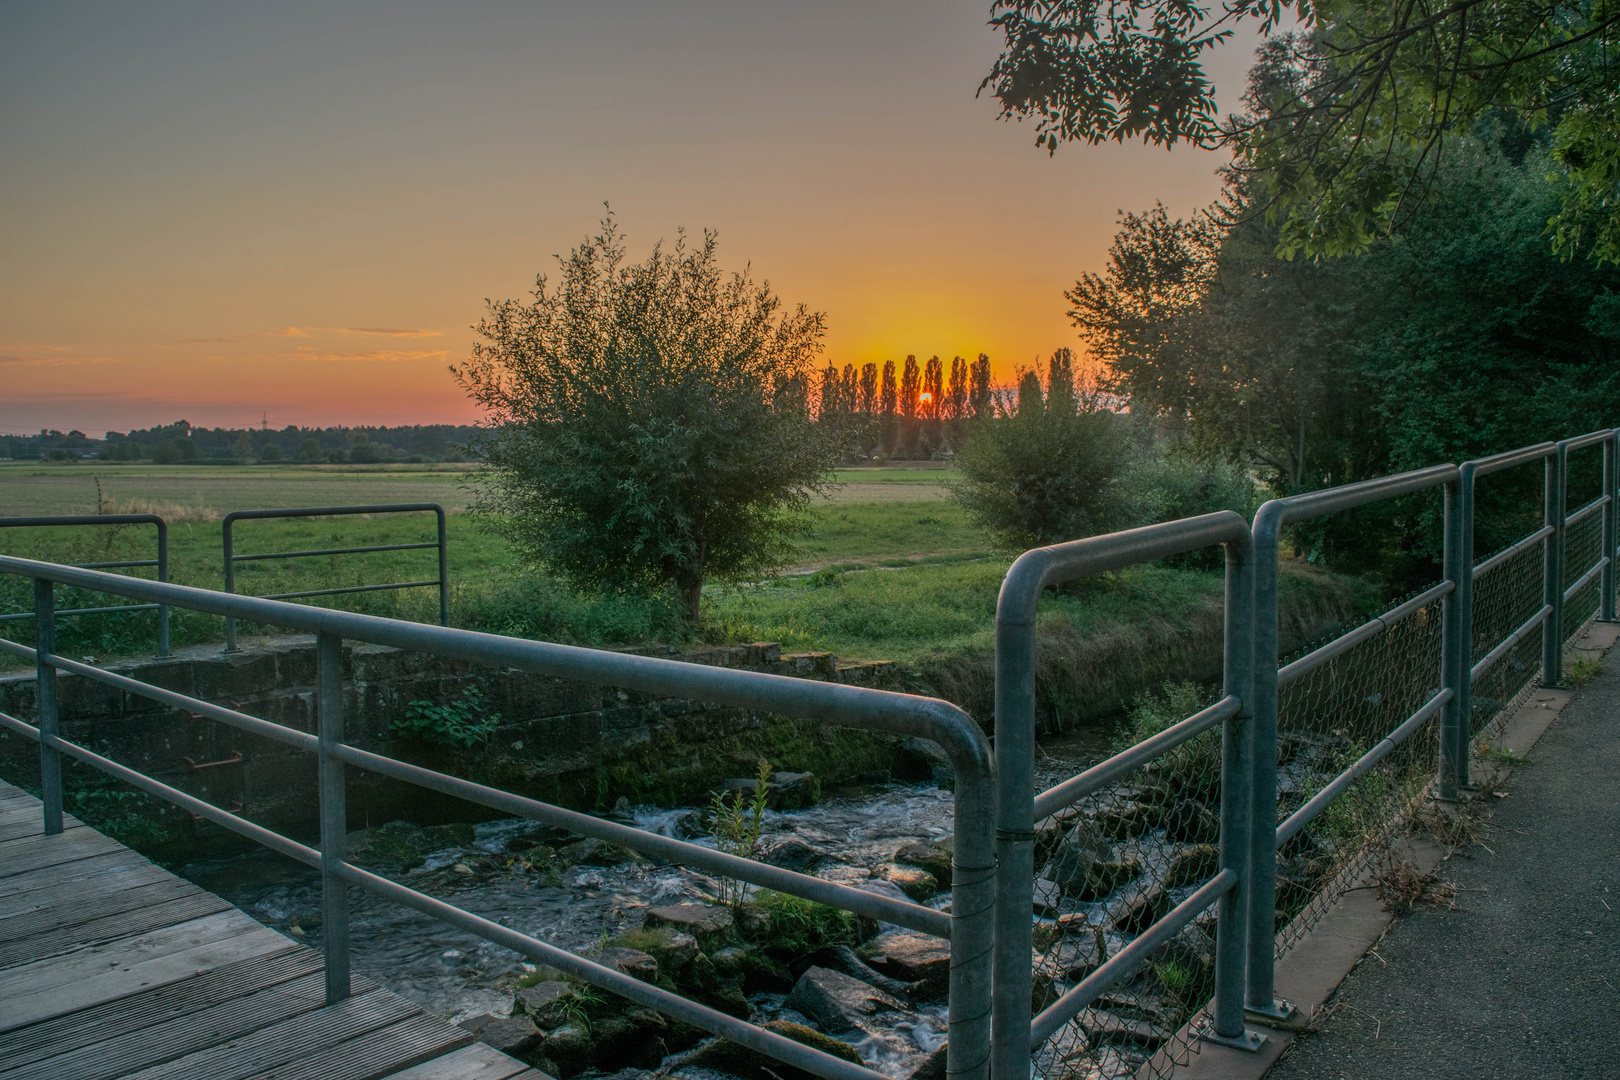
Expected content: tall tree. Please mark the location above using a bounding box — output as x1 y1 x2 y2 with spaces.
454 214 838 623
900 355 921 419
923 356 944 419
947 356 969 420
981 1 1620 261
859 363 879 415
970 354 994 419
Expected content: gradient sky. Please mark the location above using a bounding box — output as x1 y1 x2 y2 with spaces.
1 1 1265 433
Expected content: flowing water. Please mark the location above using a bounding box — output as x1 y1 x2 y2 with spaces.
178 730 1119 1076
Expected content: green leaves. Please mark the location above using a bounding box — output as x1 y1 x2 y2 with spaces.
453 213 838 623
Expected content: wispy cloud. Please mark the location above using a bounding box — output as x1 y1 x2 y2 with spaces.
266 326 442 339
0 351 116 367
291 348 449 363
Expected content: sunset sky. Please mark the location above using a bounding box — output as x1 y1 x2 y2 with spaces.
1 2 1265 433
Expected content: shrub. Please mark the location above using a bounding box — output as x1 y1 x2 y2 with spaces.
950 349 1140 548
392 686 500 747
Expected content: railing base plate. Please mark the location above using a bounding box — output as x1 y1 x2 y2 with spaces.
1200 1027 1269 1052
1244 997 1297 1024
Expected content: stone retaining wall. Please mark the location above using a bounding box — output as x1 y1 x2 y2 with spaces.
0 638 917 834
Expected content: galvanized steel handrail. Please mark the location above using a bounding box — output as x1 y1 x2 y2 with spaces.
0 514 170 655
1272 688 1452 850
0 554 995 1080
222 503 449 650
994 511 1260 1073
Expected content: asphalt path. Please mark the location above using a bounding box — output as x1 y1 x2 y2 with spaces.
1266 647 1620 1080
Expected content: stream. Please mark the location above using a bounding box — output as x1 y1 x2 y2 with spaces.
177 725 1120 1077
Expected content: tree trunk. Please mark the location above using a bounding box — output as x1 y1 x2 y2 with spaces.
680 577 702 626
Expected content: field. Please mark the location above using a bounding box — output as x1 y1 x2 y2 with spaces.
0 460 1369 725
0 461 953 517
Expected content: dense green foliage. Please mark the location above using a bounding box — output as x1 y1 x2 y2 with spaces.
982 2 1620 262
455 215 840 622
1072 123 1620 582
948 348 1258 552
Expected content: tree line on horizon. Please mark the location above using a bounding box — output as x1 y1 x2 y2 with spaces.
814 353 996 460
5 422 482 465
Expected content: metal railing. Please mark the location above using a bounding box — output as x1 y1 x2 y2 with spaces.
0 556 993 1080
998 428 1619 1080
223 503 449 650
0 514 170 656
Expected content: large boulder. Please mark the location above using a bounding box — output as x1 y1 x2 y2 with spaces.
783 966 904 1033
472 1015 543 1056
892 841 953 888
514 980 581 1029
613 927 698 974
758 836 826 873
1043 820 1112 896
870 863 938 903
859 930 950 992
1165 844 1221 887
559 838 636 867
588 945 658 982
644 903 736 951
1112 884 1169 936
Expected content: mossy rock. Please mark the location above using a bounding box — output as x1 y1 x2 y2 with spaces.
346 820 475 870
684 1020 863 1080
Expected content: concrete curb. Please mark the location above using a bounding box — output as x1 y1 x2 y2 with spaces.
1137 620 1620 1080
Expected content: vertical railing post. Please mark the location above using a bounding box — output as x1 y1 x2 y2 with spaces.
1453 465 1478 792
316 630 350 1004
33 578 63 835
1602 433 1617 623
1542 446 1567 685
1210 531 1263 1047
435 506 450 628
1245 503 1289 1021
1439 481 1467 800
991 602 1037 1080
223 517 238 652
155 518 171 658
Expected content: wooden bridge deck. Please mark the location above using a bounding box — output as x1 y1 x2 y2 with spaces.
0 780 542 1080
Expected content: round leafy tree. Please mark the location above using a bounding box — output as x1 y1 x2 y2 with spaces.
454 214 838 624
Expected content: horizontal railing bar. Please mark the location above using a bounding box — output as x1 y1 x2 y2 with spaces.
232 542 441 563
254 580 440 601
69 560 160 570
39 653 319 752
1565 495 1609 529
1563 557 1609 603
0 604 162 622
0 707 887 1080
1032 697 1239 821
1466 442 1556 478
1560 429 1615 453
0 557 990 782
0 638 34 661
1274 689 1451 849
0 514 166 528
223 504 445 522
334 862 887 1080
0 711 323 867
1267 464 1458 527
1279 581 1453 688
330 741 950 938
1029 869 1238 1046
1473 526 1555 578
1471 604 1552 683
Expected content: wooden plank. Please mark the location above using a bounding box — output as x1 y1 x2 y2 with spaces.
0 889 234 969
0 918 287 1032
0 816 82 843
0 971 338 1080
242 1014 476 1080
0 829 124 878
0 876 204 940
0 852 166 911
118 987 422 1080
378 1043 534 1080
0 945 318 1071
